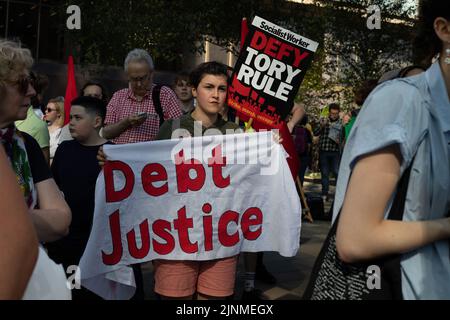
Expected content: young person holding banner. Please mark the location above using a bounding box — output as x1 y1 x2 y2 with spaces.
154 62 242 300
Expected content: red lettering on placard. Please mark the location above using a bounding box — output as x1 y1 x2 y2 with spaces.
173 206 198 253
175 150 206 193
208 145 230 189
142 163 168 196
218 210 240 247
101 204 267 264
241 207 263 240
250 30 267 50
102 210 123 265
202 203 213 252
249 29 309 69
203 215 213 252
152 219 175 255
265 36 281 58
293 49 309 68
127 219 150 259
104 161 135 202
277 43 294 61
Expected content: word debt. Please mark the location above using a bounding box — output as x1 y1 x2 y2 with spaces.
101 205 264 265
104 145 230 202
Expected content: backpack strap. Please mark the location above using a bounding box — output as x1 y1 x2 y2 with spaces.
152 84 165 127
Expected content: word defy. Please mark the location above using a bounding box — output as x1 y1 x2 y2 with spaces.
101 145 264 265
237 30 309 102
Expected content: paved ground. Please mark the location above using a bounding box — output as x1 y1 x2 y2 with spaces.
142 177 334 300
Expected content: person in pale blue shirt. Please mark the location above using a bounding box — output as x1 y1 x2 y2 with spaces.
331 0 450 299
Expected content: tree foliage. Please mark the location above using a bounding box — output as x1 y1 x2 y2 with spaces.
59 0 264 69
300 0 417 112
57 0 417 118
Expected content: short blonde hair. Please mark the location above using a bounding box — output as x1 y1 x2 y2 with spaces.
47 97 65 127
0 40 33 99
0 39 33 82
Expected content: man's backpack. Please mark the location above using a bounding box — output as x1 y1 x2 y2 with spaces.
152 84 165 127
294 126 308 156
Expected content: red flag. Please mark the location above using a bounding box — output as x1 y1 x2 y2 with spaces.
240 17 248 51
64 55 77 125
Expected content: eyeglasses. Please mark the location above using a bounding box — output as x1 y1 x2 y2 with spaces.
45 108 56 113
10 75 34 96
129 74 150 83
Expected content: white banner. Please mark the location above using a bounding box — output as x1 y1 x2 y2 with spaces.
78 131 301 299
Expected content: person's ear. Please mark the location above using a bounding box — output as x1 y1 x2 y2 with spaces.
192 87 197 98
434 17 450 45
94 115 103 129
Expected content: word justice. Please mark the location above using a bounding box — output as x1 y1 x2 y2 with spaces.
101 204 264 265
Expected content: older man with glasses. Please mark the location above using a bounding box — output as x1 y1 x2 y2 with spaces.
102 49 182 144
100 48 182 300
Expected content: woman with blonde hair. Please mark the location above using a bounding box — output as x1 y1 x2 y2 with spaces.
44 97 65 163
0 39 71 243
0 39 71 299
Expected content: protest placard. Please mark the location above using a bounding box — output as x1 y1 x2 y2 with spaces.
229 16 319 128
78 132 301 299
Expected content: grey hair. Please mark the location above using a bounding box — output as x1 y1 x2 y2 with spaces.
124 49 154 72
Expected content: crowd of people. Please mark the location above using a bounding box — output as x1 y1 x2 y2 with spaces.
0 0 449 300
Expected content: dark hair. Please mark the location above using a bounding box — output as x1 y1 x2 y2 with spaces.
173 71 190 88
328 103 340 112
300 114 309 126
414 1 450 65
71 96 106 120
189 61 228 89
354 79 378 106
30 71 49 94
351 108 360 118
29 71 49 108
80 81 108 103
398 65 426 78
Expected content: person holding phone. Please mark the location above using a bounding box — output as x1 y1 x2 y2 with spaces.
101 49 182 144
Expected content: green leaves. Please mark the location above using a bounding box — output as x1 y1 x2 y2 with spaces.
57 0 416 120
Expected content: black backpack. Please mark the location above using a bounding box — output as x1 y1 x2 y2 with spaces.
152 84 165 127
